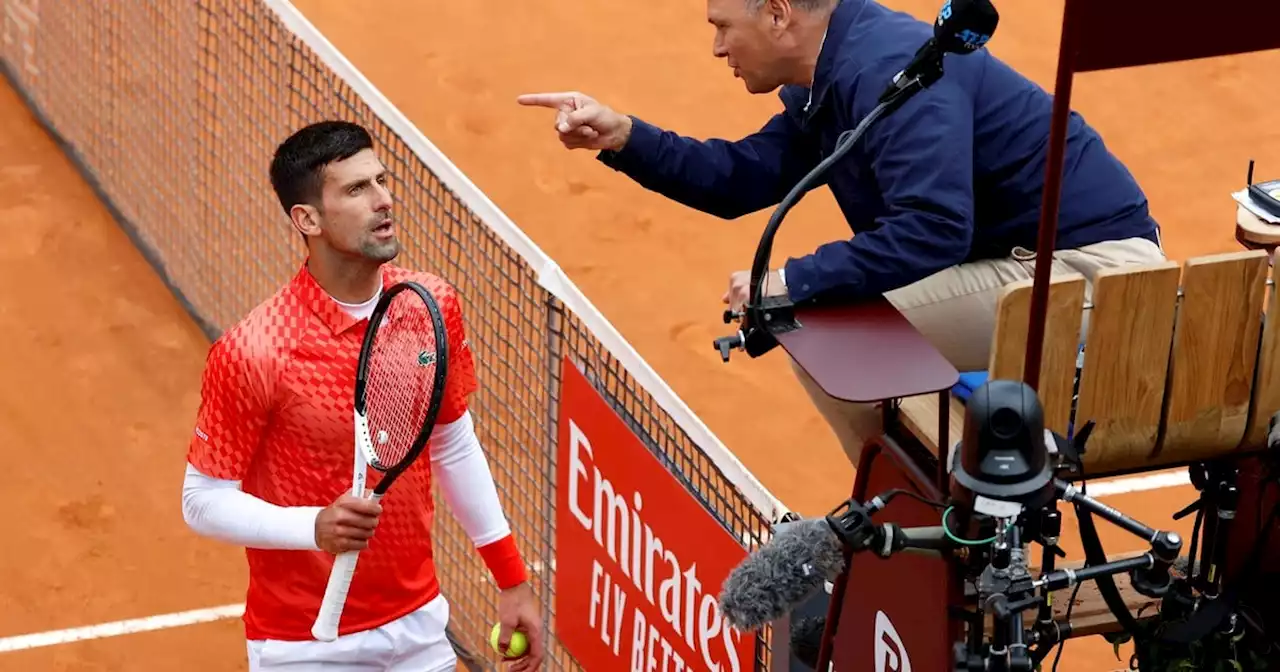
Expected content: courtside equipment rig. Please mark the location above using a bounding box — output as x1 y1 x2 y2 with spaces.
715 0 1280 669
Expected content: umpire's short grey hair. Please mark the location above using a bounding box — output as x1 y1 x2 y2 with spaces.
744 0 838 11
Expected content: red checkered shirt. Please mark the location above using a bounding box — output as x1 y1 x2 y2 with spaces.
187 261 525 641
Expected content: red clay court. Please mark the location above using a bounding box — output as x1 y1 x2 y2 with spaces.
1 0 1278 670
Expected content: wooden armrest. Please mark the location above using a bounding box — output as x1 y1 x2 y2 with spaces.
775 298 958 403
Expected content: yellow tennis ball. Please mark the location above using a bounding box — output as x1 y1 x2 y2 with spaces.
489 623 528 658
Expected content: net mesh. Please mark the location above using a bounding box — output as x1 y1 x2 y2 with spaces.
1 0 780 669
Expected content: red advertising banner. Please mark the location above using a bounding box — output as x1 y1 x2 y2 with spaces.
555 357 755 672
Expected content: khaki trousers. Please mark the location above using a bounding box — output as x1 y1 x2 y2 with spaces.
790 236 1168 467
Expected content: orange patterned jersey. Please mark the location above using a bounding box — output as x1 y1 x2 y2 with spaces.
186 261 478 641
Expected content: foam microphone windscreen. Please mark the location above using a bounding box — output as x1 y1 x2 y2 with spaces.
718 518 846 631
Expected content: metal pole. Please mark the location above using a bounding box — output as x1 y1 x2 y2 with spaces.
1024 0 1081 392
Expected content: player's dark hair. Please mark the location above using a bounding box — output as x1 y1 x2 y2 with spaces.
269 120 374 214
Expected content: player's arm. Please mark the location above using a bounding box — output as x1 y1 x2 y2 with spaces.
182 464 322 550
428 289 529 588
780 76 977 304
597 104 822 220
181 335 374 552
429 410 528 588
430 285 543 668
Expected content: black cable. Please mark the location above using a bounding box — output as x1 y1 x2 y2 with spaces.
1186 499 1204 591
1050 582 1084 672
876 488 948 510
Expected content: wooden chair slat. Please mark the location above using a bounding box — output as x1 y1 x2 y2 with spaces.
987 274 1086 437
897 274 1085 453
1074 261 1182 475
1157 250 1268 465
1243 258 1280 449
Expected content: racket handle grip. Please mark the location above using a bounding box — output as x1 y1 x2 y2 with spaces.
312 550 361 641
310 492 384 642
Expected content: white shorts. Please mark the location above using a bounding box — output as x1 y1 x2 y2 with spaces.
245 595 458 671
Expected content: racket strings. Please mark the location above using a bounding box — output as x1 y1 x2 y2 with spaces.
363 294 442 470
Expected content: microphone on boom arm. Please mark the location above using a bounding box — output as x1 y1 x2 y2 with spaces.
713 0 1000 363
717 380 1187 671
718 490 951 632
883 0 1000 102
715 382 1058 644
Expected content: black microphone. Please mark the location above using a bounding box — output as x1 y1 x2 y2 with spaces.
880 0 1000 102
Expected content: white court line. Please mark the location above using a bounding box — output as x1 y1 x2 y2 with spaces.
0 604 244 653
1080 470 1193 497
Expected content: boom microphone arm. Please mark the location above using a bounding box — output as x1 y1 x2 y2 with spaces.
714 0 1000 362
714 69 943 362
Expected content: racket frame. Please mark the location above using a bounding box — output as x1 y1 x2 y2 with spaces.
311 281 451 642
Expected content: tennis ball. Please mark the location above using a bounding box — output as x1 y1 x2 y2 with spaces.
489 623 528 659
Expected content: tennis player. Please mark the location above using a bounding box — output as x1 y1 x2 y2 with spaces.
181 120 544 671
518 0 1167 465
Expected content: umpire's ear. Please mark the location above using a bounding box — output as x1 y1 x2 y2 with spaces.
1267 410 1280 450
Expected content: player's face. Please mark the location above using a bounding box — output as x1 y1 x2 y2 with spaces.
316 148 399 263
708 0 788 94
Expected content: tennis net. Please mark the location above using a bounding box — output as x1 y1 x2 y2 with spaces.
0 0 791 669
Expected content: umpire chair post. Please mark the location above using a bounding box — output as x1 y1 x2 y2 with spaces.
774 297 959 671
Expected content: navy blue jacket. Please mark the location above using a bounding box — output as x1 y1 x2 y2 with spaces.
598 0 1161 303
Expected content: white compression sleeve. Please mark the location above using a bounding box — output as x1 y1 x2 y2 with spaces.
430 411 512 547
181 463 322 551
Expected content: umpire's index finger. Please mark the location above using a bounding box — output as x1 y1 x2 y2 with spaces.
516 92 577 109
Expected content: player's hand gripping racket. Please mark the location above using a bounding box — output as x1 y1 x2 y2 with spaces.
311 281 450 642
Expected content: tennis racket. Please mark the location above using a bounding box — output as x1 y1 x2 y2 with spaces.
311 280 450 642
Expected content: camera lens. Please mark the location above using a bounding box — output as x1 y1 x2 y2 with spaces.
991 406 1022 439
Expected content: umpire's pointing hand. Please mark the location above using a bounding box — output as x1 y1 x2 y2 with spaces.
516 91 632 152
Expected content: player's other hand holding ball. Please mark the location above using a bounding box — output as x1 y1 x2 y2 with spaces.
493 581 545 671
314 493 382 554
516 91 632 152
